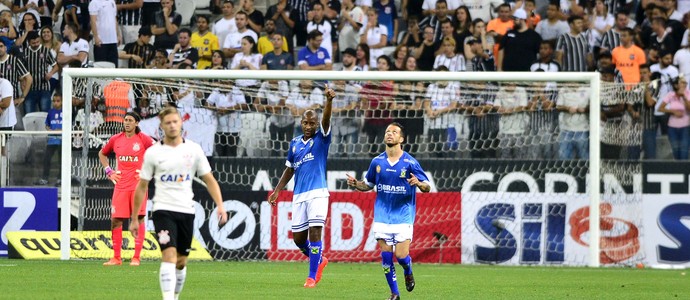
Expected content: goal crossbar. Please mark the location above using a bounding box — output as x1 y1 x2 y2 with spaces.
60 69 601 267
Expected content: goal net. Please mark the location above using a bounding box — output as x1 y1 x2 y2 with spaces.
52 69 644 267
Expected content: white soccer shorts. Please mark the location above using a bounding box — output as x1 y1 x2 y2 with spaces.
291 197 329 232
373 222 414 245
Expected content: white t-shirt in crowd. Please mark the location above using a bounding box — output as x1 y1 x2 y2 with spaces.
495 86 529 135
0 78 16 128
557 86 590 132
89 0 119 44
359 24 388 68
213 17 238 49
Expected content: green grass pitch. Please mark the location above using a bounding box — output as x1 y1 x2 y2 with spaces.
1 260 688 299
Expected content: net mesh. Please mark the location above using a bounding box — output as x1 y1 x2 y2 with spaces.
10 73 646 266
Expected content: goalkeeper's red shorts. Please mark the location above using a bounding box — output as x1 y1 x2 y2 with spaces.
111 189 147 218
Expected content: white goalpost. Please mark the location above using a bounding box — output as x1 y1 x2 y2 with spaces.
60 68 602 267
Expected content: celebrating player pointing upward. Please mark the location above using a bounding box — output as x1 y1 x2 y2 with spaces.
130 107 228 300
268 83 335 288
347 122 431 300
99 112 155 266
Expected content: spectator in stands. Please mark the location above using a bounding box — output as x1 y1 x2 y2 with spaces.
463 0 502 24
330 79 361 157
37 92 62 186
168 28 199 69
463 19 493 70
658 76 690 159
307 2 336 59
207 81 245 158
556 15 592 72
289 0 311 46
374 0 397 45
535 3 569 42
466 81 498 158
213 0 237 49
56 0 80 33
117 0 145 44
257 19 288 55
664 0 683 21
12 0 43 28
151 0 180 50
119 26 154 68
24 31 57 113
388 45 405 70
498 9 541 71
75 96 105 135
338 0 364 53
494 82 529 159
526 80 558 159
0 9 17 49
469 39 494 71
419 0 451 44
433 36 465 71
230 36 262 102
222 11 258 60
340 47 361 72
207 50 226 70
651 49 679 134
394 55 424 153
675 31 690 79
612 28 646 85
557 0 584 20
147 48 169 69
261 32 293 70
90 0 120 67
424 66 459 157
530 40 560 72
599 68 627 160
633 64 660 159
355 42 370 70
240 0 264 34
433 19 461 55
0 77 16 131
298 30 332 70
265 0 298 52
15 11 38 50
649 17 678 54
286 80 324 136
191 15 219 70
589 0 613 45
359 8 389 68
556 78 590 159
453 6 471 42
0 39 32 115
399 16 422 48
599 10 629 54
522 0 541 29
140 0 160 27
39 25 58 52
486 3 513 56
256 79 291 157
360 55 394 156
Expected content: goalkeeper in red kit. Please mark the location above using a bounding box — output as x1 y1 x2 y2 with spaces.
99 112 155 266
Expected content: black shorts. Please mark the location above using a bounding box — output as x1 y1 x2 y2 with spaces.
152 210 195 256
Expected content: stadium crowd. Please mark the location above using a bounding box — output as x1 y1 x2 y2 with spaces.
1 0 690 162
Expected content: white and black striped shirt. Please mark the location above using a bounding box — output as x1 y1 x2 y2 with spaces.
556 32 589 72
419 15 453 43
117 0 143 26
599 29 620 52
24 45 56 92
433 53 465 71
0 55 30 98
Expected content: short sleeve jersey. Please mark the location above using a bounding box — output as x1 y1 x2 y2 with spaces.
285 126 332 203
364 151 429 225
101 132 155 190
139 140 212 214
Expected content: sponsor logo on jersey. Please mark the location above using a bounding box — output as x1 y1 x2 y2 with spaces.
377 184 407 194
119 155 140 162
293 153 315 169
159 174 192 182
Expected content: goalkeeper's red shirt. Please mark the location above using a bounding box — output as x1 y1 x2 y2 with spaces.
101 132 155 191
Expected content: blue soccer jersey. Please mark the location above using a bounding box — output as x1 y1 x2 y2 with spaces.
364 151 429 225
286 126 332 203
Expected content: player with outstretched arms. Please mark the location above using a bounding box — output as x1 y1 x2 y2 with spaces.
268 84 336 288
129 107 228 300
346 122 431 300
99 112 155 266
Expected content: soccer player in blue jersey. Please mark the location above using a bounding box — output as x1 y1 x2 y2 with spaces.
346 122 431 300
268 84 336 288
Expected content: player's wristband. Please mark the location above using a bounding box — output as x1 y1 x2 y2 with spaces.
104 166 115 176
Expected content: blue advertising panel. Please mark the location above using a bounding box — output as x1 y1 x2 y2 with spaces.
0 188 58 256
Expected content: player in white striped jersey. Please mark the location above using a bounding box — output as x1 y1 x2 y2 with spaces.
130 107 227 300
